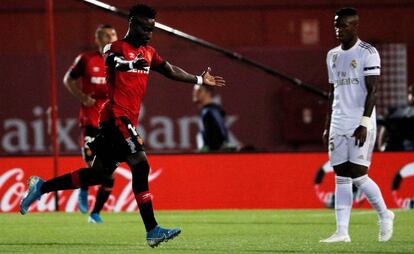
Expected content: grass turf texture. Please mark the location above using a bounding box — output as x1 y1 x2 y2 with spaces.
0 209 412 253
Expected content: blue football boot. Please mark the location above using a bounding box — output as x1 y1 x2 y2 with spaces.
88 212 104 224
78 189 89 214
20 176 44 215
146 225 181 248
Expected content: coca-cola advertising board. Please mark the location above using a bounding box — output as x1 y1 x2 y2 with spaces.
1 152 413 213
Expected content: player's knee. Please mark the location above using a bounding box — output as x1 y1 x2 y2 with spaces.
76 167 102 187
71 169 86 188
126 151 148 167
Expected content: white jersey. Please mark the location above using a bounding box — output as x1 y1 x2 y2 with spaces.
326 39 380 135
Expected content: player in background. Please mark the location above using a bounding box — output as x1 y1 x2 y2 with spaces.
192 84 233 152
63 24 118 223
20 4 225 248
320 8 394 243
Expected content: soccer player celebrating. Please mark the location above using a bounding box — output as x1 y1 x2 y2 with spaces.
20 4 225 247
63 24 117 222
320 8 394 243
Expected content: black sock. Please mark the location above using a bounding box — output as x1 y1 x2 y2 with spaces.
40 168 101 194
138 201 158 232
91 177 114 214
40 173 76 194
91 188 110 214
129 154 157 232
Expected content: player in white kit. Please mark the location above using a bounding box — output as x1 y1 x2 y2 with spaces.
320 7 394 243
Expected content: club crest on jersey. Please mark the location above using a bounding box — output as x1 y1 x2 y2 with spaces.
332 53 338 68
350 59 357 69
128 52 136 59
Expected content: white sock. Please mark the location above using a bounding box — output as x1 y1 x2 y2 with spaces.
353 174 388 219
335 176 353 235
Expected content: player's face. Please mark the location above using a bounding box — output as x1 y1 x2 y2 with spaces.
334 15 358 44
96 28 118 48
131 16 155 45
193 85 208 107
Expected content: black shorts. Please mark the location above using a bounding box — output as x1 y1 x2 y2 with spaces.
88 116 144 165
81 125 100 162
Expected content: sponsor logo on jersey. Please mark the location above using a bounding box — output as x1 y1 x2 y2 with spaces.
92 67 100 72
127 66 150 74
90 77 106 84
335 77 360 87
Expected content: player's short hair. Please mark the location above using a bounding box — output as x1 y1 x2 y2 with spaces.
95 24 115 37
335 7 358 18
129 4 157 21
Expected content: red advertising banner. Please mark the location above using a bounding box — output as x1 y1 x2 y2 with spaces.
1 152 413 213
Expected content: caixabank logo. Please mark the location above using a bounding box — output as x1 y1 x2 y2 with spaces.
314 160 414 209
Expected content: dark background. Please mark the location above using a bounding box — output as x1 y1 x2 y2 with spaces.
0 0 413 155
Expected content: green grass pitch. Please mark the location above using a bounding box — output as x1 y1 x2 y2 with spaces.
0 209 412 253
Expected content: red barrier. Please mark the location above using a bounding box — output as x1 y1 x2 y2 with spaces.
1 152 413 212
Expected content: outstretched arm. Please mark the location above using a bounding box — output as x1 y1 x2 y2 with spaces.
153 61 225 87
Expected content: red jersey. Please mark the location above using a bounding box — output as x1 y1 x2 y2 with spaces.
100 40 164 126
68 51 108 128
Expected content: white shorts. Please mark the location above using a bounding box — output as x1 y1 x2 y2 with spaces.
328 130 376 167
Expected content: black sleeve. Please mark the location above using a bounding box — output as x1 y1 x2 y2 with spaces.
202 109 228 150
